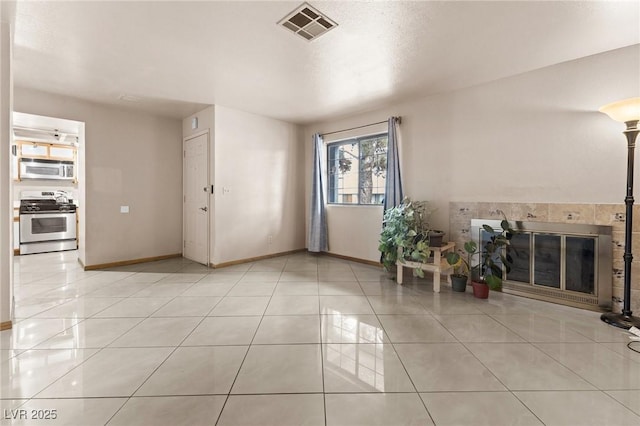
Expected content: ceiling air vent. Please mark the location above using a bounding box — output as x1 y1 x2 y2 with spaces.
278 3 337 42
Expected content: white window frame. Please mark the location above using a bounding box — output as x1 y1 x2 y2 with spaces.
326 132 388 206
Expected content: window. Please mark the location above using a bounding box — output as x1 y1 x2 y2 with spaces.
327 133 388 205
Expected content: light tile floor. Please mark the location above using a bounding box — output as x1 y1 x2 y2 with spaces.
1 250 640 425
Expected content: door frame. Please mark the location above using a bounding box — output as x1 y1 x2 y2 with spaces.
183 129 211 265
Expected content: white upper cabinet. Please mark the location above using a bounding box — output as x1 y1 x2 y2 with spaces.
17 141 76 161
19 142 49 157
49 146 75 160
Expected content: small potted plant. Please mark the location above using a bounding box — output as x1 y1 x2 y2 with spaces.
445 241 478 292
471 218 517 299
379 198 432 278
427 229 446 247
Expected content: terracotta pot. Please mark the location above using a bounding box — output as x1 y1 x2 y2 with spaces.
471 280 489 299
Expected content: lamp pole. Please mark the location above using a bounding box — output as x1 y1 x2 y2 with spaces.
600 97 640 329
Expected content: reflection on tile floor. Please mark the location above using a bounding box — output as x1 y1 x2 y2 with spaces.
2 250 640 425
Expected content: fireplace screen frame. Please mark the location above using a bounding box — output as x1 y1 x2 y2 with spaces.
470 219 612 310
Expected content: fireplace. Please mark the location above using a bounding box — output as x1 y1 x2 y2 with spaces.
470 219 612 310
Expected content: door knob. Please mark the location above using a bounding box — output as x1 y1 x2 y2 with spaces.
199 206 208 212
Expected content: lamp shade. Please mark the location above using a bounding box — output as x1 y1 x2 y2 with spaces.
599 97 640 123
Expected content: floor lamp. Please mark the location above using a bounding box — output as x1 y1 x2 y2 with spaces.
599 97 640 330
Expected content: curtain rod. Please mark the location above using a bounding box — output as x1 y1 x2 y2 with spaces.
320 116 401 137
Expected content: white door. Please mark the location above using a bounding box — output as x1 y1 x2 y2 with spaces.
183 133 209 265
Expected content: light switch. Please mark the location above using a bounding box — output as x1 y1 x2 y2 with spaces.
191 117 198 130
120 206 129 213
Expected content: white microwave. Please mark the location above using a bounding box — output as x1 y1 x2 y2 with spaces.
20 158 75 180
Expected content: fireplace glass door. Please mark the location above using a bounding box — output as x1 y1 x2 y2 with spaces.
534 234 562 288
565 237 596 293
506 233 530 282
503 231 597 295
471 219 611 310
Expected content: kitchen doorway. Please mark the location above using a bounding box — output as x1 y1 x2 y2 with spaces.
11 112 85 263
183 131 210 265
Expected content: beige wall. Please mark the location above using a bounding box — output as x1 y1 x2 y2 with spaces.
14 87 184 267
181 105 305 266
305 45 640 263
0 20 13 325
212 105 305 264
182 106 214 139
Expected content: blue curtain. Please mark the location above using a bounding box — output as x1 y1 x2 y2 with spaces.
308 133 328 252
383 116 403 212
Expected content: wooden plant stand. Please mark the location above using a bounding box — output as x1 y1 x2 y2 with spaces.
397 242 456 293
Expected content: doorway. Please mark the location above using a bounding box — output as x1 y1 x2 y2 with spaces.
183 132 210 265
11 112 85 263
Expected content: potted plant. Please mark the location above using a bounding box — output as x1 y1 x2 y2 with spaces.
379 198 432 278
470 218 517 299
427 229 446 247
445 241 478 292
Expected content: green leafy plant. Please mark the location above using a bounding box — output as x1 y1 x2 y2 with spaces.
478 219 517 290
446 241 478 278
379 198 432 278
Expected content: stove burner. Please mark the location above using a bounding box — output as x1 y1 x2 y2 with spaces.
20 190 76 214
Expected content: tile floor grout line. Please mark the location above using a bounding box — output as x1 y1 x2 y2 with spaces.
508 389 554 426
90 271 217 408
353 263 437 425
21 344 107 401
11 316 89 351
361 268 593 420
595 340 640 364
213 263 284 425
528 341 610 391
487 311 601 344
99 396 130 426
317 266 328 426
124 297 224 401
425 282 541 424
34 315 144 351
455 336 548 425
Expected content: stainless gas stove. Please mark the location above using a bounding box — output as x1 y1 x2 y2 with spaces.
19 190 77 255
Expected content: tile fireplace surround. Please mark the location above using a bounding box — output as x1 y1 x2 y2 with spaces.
449 202 636 313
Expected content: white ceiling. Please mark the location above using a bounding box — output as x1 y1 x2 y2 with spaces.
4 1 640 124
